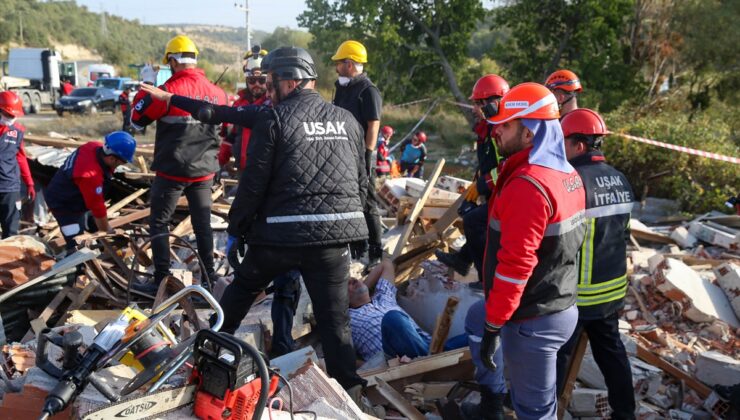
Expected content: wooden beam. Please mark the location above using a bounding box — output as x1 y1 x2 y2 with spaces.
557 331 588 419
108 188 148 215
361 347 471 387
392 159 445 258
123 172 238 186
375 378 425 420
24 134 154 157
636 343 712 398
429 296 460 354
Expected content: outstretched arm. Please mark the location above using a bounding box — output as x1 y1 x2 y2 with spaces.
138 83 267 127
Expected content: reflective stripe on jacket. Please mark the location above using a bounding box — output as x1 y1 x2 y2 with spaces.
483 147 586 327
571 151 635 319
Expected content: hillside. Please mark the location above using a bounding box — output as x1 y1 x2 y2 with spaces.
0 0 260 78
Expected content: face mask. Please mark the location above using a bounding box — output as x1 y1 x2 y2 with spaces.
0 116 16 126
337 76 351 86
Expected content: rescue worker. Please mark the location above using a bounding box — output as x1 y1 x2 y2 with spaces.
556 108 636 419
0 91 35 238
131 35 227 290
45 131 136 250
375 125 393 180
139 47 369 393
217 46 271 177
61 78 74 96
331 40 384 266
436 74 510 281
545 69 581 117
119 87 132 133
479 83 586 419
399 131 427 178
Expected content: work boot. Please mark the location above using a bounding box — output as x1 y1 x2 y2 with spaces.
460 389 506 420
435 250 471 276
347 384 386 418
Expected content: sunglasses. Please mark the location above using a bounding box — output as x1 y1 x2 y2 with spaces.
247 76 267 85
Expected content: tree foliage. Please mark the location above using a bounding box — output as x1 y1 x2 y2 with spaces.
298 0 486 121
492 0 641 112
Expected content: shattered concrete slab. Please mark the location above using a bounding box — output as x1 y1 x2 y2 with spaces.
568 387 610 417
654 257 740 327
670 226 698 249
714 262 740 319
694 351 740 387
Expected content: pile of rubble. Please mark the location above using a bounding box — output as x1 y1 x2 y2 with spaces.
0 136 737 419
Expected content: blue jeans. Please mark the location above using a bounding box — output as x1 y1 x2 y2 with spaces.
380 310 466 358
465 300 506 393
502 305 578 420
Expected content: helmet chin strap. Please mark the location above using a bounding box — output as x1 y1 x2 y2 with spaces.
559 93 576 109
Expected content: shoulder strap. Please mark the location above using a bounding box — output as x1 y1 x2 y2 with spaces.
516 174 554 218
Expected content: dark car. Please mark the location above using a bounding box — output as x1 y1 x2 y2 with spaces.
55 87 118 116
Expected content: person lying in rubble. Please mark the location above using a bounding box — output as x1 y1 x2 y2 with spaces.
348 258 464 358
45 131 137 252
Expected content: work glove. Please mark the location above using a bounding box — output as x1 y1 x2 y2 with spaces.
350 240 368 260
227 235 246 269
365 149 375 177
480 323 501 370
26 185 36 202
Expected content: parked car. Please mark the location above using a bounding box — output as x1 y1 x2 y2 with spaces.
55 87 118 116
94 77 132 96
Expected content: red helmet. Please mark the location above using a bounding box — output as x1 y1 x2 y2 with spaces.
469 74 510 100
381 125 394 137
561 108 609 138
487 83 559 124
0 91 24 118
415 131 427 143
545 69 582 92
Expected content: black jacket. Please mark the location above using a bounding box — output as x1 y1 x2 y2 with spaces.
570 151 635 319
333 74 382 135
171 89 369 247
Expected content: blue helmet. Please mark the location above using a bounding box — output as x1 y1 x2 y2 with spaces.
103 131 137 163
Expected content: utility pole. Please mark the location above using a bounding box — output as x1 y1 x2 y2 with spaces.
19 13 24 45
234 1 251 52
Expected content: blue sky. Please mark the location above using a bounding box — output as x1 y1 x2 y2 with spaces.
75 0 307 32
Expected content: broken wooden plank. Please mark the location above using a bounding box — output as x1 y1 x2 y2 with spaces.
107 188 148 215
636 343 711 398
361 347 470 387
392 159 446 258
24 134 154 157
375 377 425 420
429 296 460 354
557 331 588 419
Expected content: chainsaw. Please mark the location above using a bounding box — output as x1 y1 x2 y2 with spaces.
37 285 224 420
79 329 278 420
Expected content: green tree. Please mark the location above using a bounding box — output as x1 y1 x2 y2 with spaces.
298 0 486 123
492 0 641 112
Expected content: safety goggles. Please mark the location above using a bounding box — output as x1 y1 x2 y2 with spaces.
247 76 267 85
475 96 501 119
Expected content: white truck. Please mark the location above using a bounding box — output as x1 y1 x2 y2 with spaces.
1 48 63 113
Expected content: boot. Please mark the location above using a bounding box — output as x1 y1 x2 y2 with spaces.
460 389 506 420
347 384 386 418
435 249 471 276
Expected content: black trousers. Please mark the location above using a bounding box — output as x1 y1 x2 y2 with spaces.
122 109 132 132
0 191 20 239
462 204 488 281
364 149 382 254
219 244 364 389
556 311 636 420
52 210 97 250
270 270 302 357
150 176 215 282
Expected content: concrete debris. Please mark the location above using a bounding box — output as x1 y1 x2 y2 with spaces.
568 387 610 417
670 226 698 249
714 262 740 319
694 351 740 387
654 257 740 327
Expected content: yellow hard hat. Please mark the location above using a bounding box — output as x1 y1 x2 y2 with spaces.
331 40 367 64
162 35 199 64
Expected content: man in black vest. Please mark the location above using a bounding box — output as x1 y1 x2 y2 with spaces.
140 47 369 392
556 108 636 420
332 40 384 267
